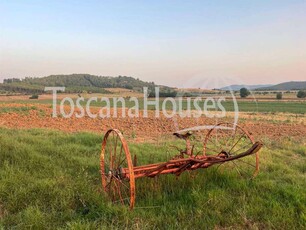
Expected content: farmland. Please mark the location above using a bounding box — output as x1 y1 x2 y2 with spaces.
2 0 306 228
0 127 305 229
1 95 306 114
0 94 305 229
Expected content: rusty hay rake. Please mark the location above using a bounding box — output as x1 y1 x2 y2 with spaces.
100 123 263 209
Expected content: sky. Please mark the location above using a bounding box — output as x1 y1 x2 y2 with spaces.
1 0 306 88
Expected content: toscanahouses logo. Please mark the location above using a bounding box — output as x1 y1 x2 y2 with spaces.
45 76 242 132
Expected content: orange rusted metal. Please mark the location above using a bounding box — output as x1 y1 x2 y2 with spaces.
100 129 135 209
100 123 263 210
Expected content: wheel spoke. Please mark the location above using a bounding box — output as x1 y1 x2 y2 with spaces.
105 176 113 189
113 177 130 190
225 128 237 150
107 140 113 169
113 134 118 167
203 123 257 180
236 158 256 168
231 142 252 155
231 160 251 177
113 179 124 205
117 156 127 168
115 144 124 169
113 177 130 201
229 134 245 154
231 161 243 177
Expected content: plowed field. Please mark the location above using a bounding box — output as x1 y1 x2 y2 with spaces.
0 103 305 142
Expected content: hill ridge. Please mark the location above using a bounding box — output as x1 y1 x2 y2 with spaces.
256 81 306 91
0 74 171 94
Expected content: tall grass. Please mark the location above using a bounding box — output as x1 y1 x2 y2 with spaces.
0 128 305 229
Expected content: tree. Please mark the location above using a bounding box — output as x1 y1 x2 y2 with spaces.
276 92 282 100
297 90 306 98
29 94 39 99
240 88 250 98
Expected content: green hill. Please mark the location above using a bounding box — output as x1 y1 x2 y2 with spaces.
256 81 306 91
0 74 169 94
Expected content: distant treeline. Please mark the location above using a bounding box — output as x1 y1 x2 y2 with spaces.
148 91 177 98
0 74 172 95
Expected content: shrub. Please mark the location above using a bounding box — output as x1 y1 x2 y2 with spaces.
29 94 39 99
276 92 282 100
148 91 177 98
240 88 250 98
297 90 306 98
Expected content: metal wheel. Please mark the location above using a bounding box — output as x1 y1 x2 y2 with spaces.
203 123 259 178
100 129 135 209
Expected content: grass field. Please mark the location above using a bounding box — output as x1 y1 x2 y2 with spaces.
0 106 37 115
0 128 305 229
1 98 306 114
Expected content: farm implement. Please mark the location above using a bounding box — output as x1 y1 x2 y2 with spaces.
100 123 263 209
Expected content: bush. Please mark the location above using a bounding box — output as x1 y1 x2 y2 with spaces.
297 90 306 98
148 91 177 98
276 92 282 100
240 88 250 98
29 94 39 99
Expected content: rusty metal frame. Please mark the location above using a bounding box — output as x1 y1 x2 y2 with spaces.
100 123 263 210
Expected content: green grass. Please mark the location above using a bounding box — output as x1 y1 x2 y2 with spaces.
2 98 306 114
85 98 306 114
0 128 305 229
0 106 38 115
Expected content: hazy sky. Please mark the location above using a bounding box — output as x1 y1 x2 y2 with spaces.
1 0 306 88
